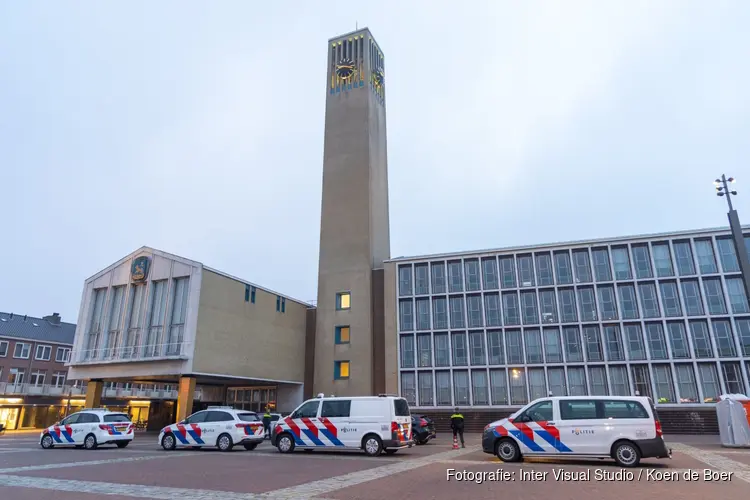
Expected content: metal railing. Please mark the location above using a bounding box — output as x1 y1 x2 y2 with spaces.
0 382 206 402
0 382 87 397
71 341 191 364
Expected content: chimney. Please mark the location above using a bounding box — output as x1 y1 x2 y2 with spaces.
23 315 27 321
44 313 61 325
9 313 13 319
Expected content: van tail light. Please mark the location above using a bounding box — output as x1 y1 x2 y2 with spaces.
274 424 282 435
655 420 663 437
419 418 428 427
391 421 399 433
98 425 109 430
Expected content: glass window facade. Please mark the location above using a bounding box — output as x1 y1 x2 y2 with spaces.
397 230 750 407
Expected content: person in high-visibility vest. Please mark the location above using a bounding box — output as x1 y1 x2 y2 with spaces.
262 408 272 439
450 407 465 448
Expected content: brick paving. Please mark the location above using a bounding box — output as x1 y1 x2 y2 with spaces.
0 433 745 499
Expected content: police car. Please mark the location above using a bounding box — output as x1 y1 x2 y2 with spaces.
159 406 265 452
482 395 672 467
40 409 134 450
273 394 413 457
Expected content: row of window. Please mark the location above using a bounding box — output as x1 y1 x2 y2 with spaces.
0 340 70 362
399 361 749 407
243 284 288 313
399 320 750 369
103 382 175 392
397 235 750 296
85 277 190 360
4 367 68 387
398 278 749 332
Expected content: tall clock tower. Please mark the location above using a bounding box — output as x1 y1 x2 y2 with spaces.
313 28 391 397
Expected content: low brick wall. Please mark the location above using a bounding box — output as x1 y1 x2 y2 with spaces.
418 407 719 435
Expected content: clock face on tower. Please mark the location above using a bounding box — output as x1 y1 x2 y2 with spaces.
335 58 356 81
372 67 384 91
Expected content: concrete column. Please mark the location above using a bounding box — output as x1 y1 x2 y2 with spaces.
176 376 196 422
85 380 103 409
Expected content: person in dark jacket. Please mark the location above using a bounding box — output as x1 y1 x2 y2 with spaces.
450 407 465 448
262 408 272 439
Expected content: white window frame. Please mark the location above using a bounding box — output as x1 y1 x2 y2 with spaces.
56 347 71 363
52 371 66 388
13 342 30 359
35 344 52 361
30 370 46 386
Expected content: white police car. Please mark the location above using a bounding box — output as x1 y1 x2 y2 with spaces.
482 396 672 467
159 406 265 452
40 409 134 450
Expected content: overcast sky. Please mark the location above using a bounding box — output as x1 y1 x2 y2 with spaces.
1 1 749 323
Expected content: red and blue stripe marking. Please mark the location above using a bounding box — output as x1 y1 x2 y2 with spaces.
282 417 344 447
493 420 572 453
50 425 75 443
173 424 204 445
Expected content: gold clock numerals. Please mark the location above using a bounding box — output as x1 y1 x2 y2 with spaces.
335 58 356 81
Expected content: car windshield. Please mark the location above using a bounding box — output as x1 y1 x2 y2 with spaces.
237 413 259 422
103 414 130 423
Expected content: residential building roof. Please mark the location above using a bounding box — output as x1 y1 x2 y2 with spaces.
0 312 76 345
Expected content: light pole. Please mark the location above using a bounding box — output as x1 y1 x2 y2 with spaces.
714 175 750 306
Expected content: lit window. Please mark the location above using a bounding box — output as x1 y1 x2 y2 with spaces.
336 326 350 344
336 292 351 310
335 360 350 379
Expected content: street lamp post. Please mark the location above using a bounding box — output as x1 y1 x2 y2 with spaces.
714 175 750 306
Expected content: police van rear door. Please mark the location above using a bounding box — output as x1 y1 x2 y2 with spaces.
392 398 411 442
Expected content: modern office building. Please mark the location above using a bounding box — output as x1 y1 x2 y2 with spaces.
67 246 313 430
387 227 750 430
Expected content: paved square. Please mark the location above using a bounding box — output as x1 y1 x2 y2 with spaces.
0 433 746 499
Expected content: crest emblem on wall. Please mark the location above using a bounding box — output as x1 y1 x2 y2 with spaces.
131 256 150 282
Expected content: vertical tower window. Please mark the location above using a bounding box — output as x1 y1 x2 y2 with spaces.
334 360 350 379
335 326 350 344
336 292 351 310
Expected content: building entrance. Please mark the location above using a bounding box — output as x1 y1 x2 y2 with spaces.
0 407 20 430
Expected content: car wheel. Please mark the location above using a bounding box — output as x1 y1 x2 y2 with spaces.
276 433 295 453
217 433 233 452
243 442 258 451
613 441 641 468
84 434 98 450
161 433 177 451
116 441 129 448
362 435 383 457
495 438 521 462
40 434 54 449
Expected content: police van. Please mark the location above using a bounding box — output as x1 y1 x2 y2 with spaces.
482 395 672 467
40 409 134 450
273 394 413 456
